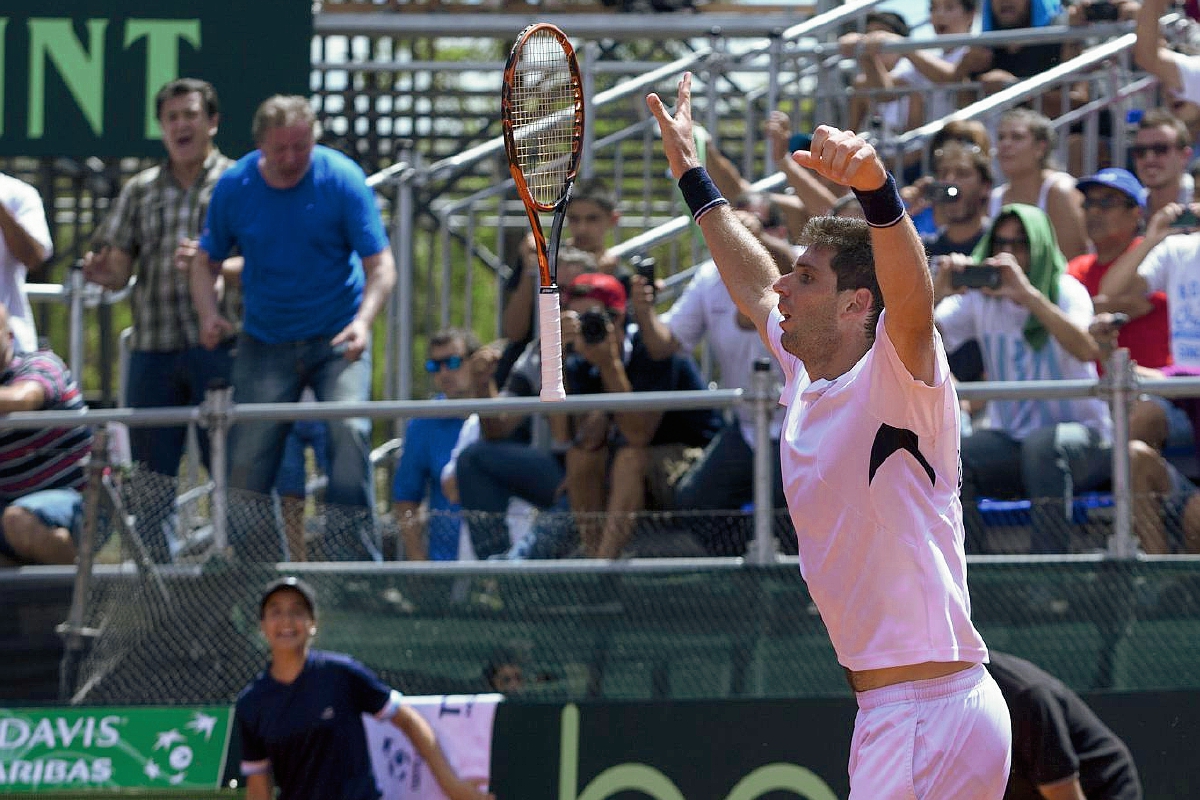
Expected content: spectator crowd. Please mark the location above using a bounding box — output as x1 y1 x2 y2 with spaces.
6 0 1200 566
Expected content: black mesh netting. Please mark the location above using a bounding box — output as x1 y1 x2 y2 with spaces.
65 469 1200 705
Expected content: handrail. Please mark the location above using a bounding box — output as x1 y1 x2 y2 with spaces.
610 25 1146 260
4 364 1182 560
896 30 1142 151
800 20 1135 59
362 0 884 188
0 389 744 431
314 10 808 39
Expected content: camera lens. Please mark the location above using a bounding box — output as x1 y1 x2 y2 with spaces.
580 309 609 345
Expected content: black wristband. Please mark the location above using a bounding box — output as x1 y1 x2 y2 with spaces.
852 173 905 228
678 166 729 222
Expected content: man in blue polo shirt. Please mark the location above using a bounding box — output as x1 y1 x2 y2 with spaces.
192 95 396 561
236 577 492 800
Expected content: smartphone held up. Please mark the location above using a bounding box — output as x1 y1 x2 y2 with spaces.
950 264 1002 290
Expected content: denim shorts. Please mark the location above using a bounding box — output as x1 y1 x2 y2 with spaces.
0 489 84 560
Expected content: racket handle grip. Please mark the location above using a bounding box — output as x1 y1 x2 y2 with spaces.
539 291 567 402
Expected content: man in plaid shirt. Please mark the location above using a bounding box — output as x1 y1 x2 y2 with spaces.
83 78 238 562
0 305 93 565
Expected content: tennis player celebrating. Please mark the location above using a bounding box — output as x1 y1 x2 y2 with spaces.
235 577 494 800
648 74 1011 798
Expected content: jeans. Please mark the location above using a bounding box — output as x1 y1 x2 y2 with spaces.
228 334 376 561
960 424 1111 554
275 420 331 498
456 439 564 559
673 422 785 556
126 344 234 562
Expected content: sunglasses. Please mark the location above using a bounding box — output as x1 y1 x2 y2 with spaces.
991 236 1030 249
1131 143 1179 158
1082 197 1137 211
425 355 464 373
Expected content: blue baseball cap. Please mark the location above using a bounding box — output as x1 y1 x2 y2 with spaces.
1076 168 1146 209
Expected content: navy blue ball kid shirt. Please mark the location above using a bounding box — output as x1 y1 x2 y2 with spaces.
236 649 402 800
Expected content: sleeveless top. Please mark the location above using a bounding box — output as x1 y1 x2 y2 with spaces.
987 173 1057 219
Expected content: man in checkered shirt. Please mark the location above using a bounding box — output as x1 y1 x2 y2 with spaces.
84 78 239 563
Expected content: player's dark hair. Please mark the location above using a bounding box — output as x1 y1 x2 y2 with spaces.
799 216 882 342
155 78 220 120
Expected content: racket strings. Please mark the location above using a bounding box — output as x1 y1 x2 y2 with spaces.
509 31 578 206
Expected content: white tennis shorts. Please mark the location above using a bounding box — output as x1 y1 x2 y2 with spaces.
847 663 1012 799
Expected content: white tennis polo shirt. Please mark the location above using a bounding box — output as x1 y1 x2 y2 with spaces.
767 308 987 673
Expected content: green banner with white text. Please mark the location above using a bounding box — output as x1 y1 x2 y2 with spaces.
0 0 311 157
0 707 232 792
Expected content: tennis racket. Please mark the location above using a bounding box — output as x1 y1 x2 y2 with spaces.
501 23 585 402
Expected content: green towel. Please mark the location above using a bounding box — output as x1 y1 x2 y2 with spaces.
970 203 1066 351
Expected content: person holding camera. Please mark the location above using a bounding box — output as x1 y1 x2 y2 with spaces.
935 204 1110 554
631 254 788 557
450 248 596 561
923 140 995 258
1096 195 1200 553
560 272 720 559
498 179 626 387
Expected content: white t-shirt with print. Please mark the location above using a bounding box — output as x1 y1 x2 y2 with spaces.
1139 232 1200 368
662 260 785 444
936 274 1111 442
767 308 987 673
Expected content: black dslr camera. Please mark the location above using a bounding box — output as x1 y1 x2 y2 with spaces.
579 308 613 345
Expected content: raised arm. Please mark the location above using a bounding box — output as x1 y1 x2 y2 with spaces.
793 127 936 384
766 112 840 220
647 74 781 340
1135 0 1183 92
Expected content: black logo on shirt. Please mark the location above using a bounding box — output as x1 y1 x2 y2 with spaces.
869 424 935 487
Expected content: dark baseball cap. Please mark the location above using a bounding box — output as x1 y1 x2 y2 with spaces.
260 576 317 618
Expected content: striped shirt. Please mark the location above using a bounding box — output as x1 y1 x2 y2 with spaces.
98 149 238 352
0 351 92 502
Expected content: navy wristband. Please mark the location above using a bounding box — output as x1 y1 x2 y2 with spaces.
852 173 905 228
678 166 729 222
